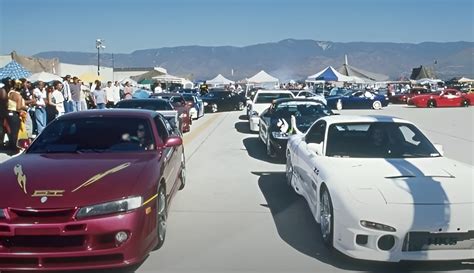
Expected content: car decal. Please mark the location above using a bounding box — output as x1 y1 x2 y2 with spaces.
72 162 131 192
143 194 158 206
14 164 27 195
32 190 65 197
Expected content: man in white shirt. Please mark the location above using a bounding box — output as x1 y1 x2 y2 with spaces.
104 81 115 108
62 75 73 113
113 81 121 103
154 82 163 93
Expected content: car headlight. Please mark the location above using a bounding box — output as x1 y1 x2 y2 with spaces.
76 196 142 219
360 220 396 232
272 131 289 139
180 113 188 118
204 102 208 106
0 209 5 219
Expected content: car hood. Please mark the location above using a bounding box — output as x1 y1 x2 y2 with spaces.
0 153 153 208
330 157 474 205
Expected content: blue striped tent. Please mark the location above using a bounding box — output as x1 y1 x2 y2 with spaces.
0 60 32 79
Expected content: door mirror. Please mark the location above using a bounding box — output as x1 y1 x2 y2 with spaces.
164 136 183 147
307 142 323 156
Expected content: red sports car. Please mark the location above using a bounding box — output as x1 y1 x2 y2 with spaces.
411 89 471 108
390 87 432 104
151 93 192 133
0 109 185 271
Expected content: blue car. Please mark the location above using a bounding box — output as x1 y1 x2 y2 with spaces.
326 90 389 110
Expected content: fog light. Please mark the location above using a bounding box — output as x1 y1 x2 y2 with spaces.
115 231 128 244
378 235 395 251
356 234 368 245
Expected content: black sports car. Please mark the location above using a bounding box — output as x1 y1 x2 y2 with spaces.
201 90 246 112
259 98 334 157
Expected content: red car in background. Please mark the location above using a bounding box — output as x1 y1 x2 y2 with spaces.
151 93 192 133
0 110 186 271
411 89 471 108
390 87 432 104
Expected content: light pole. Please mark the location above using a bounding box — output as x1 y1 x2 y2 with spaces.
95 39 106 76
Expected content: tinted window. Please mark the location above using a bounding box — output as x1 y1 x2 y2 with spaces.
255 93 293 104
27 117 155 153
116 100 173 111
305 120 326 144
325 122 440 158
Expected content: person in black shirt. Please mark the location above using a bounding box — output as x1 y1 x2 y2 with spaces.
200 81 209 96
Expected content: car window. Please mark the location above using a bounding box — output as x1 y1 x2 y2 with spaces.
305 120 326 144
170 96 185 104
116 100 173 111
154 116 169 140
255 93 293 104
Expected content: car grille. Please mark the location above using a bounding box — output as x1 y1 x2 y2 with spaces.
9 208 76 223
0 254 124 269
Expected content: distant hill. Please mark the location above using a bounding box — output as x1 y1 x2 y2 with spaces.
35 39 474 81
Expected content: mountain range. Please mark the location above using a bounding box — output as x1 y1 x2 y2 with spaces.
34 39 474 81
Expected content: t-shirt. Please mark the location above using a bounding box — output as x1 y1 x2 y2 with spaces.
93 89 107 104
104 86 115 102
51 90 65 114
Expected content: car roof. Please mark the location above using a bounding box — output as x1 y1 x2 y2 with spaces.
57 109 158 120
151 92 183 97
273 98 325 104
318 115 414 125
117 98 169 103
255 89 293 94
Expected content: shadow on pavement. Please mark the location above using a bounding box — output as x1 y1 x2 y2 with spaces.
238 114 248 120
242 137 284 164
235 121 251 134
255 171 472 272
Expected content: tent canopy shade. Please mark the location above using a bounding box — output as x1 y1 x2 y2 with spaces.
207 74 235 85
307 66 353 82
0 60 32 79
246 70 279 84
27 71 62 82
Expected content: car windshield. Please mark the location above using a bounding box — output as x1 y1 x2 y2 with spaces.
182 96 194 102
27 117 155 153
325 122 440 158
328 88 350 96
116 100 173 111
255 93 293 104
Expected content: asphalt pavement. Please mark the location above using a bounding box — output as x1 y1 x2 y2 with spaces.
0 105 473 273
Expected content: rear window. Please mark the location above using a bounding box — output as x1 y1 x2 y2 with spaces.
255 93 293 104
116 100 173 111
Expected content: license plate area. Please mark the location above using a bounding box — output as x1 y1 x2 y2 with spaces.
403 231 474 251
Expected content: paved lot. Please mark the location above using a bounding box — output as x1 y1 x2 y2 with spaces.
0 105 473 272
137 105 473 273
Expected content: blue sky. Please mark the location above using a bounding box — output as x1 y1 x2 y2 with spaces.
0 0 472 55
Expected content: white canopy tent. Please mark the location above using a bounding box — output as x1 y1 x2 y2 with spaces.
27 72 62 82
458 77 474 83
207 74 234 86
152 73 187 84
246 70 279 86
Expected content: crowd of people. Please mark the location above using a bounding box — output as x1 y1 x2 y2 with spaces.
0 76 128 153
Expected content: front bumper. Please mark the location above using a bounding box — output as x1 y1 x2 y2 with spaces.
333 203 474 262
0 207 156 271
249 116 260 132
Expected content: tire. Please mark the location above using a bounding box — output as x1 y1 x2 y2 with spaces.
285 151 293 186
266 134 275 158
372 100 382 110
461 100 469 107
427 100 436 108
320 188 334 248
211 104 218 113
237 101 245 111
336 99 343 110
153 185 167 250
178 153 186 190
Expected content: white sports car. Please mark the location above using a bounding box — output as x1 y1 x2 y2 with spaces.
286 115 474 262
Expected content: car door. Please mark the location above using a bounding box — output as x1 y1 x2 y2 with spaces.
259 108 272 143
154 116 180 196
297 120 326 207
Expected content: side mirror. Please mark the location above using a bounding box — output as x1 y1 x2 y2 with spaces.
434 143 444 156
164 136 183 147
307 142 323 156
